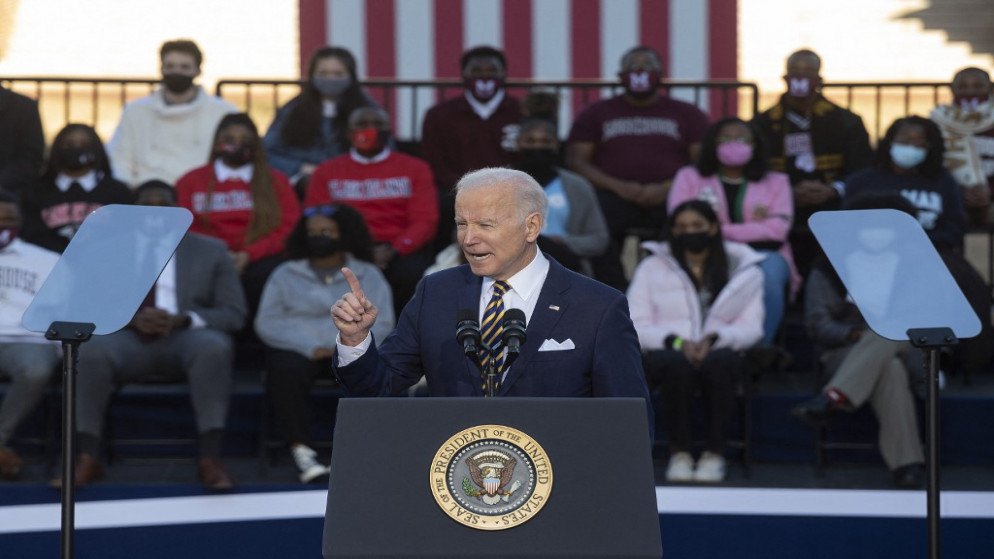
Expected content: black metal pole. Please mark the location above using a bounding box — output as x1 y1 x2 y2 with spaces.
925 346 941 559
44 322 95 559
908 327 955 559
60 340 79 559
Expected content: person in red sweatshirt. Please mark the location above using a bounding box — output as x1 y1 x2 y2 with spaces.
305 107 437 315
176 112 301 314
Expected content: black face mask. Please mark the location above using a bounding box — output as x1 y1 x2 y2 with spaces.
58 147 97 171
162 73 195 93
673 231 714 254
515 148 560 186
214 143 255 167
307 235 341 257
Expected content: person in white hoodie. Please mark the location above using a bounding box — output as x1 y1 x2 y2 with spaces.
628 199 764 483
108 39 236 187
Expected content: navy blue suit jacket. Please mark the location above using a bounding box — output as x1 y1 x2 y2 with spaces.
335 257 652 429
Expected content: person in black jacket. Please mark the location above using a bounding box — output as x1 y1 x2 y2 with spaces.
0 85 45 194
21 124 133 253
752 49 874 278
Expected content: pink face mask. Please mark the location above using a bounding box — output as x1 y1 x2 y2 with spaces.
717 141 754 167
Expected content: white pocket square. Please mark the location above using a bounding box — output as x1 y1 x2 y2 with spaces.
538 338 575 351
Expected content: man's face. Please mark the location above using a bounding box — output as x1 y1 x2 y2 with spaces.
952 70 992 98
619 51 662 75
161 51 200 80
0 202 22 228
455 184 541 281
784 53 821 97
463 56 505 80
516 124 558 150
136 187 177 208
348 108 390 133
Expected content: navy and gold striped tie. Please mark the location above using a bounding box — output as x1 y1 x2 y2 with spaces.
479 280 510 392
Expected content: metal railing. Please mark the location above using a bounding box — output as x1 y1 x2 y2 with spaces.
0 75 953 145
0 76 160 142
215 78 761 140
820 81 950 141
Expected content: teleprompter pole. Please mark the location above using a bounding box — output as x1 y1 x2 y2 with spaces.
907 327 957 559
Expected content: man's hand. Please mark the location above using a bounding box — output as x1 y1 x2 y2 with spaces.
299 163 318 176
635 181 671 207
963 184 991 208
372 243 396 271
230 251 251 275
612 180 644 202
793 179 837 206
331 267 378 347
130 307 174 338
312 346 336 360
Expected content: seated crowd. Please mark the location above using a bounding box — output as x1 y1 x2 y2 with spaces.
0 39 992 491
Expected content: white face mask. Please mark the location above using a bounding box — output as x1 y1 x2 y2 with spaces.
890 143 927 169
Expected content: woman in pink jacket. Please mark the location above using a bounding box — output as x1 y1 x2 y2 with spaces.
628 200 764 483
668 117 798 345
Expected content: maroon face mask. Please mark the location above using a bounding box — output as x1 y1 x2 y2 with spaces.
621 70 661 99
464 77 503 102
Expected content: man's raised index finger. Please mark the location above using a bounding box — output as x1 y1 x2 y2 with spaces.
342 267 365 298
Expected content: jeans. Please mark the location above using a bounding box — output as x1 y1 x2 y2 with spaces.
757 251 790 345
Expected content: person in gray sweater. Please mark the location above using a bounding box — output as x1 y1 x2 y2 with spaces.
255 203 393 482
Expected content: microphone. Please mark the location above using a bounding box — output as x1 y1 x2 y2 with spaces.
501 308 527 356
455 309 481 360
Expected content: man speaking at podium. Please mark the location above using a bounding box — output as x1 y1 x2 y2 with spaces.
330 168 650 421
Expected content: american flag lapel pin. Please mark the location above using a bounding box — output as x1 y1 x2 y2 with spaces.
548 305 560 311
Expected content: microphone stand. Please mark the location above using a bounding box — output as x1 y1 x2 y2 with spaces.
484 341 505 398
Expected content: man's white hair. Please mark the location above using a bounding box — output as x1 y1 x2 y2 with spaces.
454 167 548 221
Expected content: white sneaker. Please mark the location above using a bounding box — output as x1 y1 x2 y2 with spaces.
693 451 726 483
291 445 329 484
665 451 695 482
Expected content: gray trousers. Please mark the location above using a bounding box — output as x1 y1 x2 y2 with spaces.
0 343 60 446
75 328 234 439
823 330 924 470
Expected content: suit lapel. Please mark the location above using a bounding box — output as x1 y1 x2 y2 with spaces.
498 259 571 395
456 268 485 393
173 237 191 312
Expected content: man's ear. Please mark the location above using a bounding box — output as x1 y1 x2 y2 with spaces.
524 212 543 243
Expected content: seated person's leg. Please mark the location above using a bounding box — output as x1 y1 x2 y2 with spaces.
60 330 153 486
696 348 744 455
869 355 924 487
757 251 790 345
0 343 60 478
264 346 331 483
264 347 323 446
165 328 236 490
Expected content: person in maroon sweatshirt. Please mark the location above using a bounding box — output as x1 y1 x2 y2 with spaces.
306 107 438 315
420 45 522 253
176 113 300 314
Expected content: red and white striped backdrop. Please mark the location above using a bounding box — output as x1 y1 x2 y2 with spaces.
298 0 737 137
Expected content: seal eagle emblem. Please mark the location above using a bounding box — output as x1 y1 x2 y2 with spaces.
430 425 553 530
